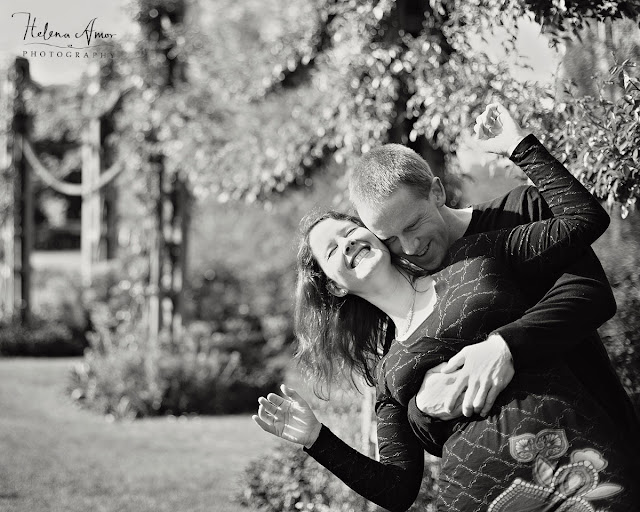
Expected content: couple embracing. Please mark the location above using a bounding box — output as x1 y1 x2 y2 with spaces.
253 104 640 511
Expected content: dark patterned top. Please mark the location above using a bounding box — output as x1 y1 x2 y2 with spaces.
305 136 639 512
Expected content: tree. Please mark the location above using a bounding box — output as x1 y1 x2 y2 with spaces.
205 0 639 211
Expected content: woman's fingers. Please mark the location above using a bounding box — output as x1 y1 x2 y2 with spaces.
266 392 285 407
281 385 304 404
258 396 279 416
257 403 276 425
252 414 274 433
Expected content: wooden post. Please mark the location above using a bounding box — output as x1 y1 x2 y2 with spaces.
148 156 164 345
0 69 13 321
175 178 189 338
164 177 189 341
138 0 189 346
10 57 33 326
81 117 101 285
15 133 33 325
104 180 118 260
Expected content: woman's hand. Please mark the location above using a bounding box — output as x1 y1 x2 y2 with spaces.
253 385 323 449
473 103 528 157
415 362 465 420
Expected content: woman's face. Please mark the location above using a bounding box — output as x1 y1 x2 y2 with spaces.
308 218 390 296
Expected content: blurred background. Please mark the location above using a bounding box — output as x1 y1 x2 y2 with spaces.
0 1 639 511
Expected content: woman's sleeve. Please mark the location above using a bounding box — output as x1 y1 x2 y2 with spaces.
462 135 610 275
304 396 424 512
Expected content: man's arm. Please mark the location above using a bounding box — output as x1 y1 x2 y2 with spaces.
413 104 615 419
494 249 616 369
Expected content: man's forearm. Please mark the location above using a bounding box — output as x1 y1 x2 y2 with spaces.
495 250 615 369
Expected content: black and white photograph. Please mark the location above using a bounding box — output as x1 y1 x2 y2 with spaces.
1 1 639 511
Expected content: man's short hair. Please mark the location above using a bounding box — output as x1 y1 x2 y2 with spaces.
349 144 435 207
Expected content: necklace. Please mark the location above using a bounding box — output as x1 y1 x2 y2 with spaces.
397 285 417 340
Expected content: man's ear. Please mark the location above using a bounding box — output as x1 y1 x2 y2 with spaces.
327 281 348 297
430 177 446 207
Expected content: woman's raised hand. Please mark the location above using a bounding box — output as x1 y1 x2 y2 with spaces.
473 103 528 157
253 385 322 449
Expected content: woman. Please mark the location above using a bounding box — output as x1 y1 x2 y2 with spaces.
253 110 639 511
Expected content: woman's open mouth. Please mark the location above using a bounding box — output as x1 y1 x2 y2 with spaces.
349 245 371 268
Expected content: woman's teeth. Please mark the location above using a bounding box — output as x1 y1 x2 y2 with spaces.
352 247 371 268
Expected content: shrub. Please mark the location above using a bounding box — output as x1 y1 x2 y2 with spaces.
0 266 90 357
593 212 640 417
186 265 295 354
600 271 640 414
0 317 86 357
32 267 88 330
68 319 285 419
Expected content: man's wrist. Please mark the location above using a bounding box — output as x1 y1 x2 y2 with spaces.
488 332 513 364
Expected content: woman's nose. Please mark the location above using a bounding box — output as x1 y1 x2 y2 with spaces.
343 239 356 254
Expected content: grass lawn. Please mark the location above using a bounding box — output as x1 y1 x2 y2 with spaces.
0 357 280 512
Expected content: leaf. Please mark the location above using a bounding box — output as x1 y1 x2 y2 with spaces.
582 483 624 500
533 457 555 487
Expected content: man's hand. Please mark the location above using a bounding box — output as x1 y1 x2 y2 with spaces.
438 334 515 417
415 363 465 420
472 103 528 157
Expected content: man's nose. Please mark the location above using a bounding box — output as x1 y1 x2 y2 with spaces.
399 235 418 255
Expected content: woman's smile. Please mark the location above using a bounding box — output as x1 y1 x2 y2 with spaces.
349 244 371 269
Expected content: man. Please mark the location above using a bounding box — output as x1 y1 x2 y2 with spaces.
349 103 640 447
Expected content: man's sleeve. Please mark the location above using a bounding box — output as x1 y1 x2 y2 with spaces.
471 149 615 369
494 249 617 369
470 185 551 233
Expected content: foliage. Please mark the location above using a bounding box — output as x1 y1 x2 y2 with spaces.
593 212 640 414
68 320 285 419
32 266 88 328
240 442 369 512
0 266 90 357
68 260 287 419
601 271 640 412
202 0 640 205
540 61 640 216
0 317 85 357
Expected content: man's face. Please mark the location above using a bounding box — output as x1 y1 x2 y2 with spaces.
355 183 451 271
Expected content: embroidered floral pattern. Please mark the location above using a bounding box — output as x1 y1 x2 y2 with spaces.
510 428 569 463
490 430 623 512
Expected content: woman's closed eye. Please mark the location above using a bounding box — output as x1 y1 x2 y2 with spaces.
327 227 358 259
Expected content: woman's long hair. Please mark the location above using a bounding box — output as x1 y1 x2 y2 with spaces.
294 210 425 399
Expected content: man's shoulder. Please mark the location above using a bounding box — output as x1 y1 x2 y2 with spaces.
469 185 552 233
473 184 537 212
